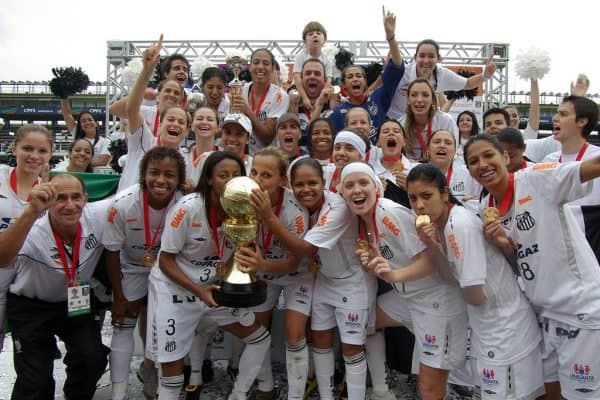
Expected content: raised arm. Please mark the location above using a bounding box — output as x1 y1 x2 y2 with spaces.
60 98 77 133
383 6 402 66
580 154 600 183
528 78 540 131
126 34 163 134
464 55 496 90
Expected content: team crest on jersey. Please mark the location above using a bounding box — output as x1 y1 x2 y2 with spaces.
482 368 499 386
422 334 439 354
571 364 595 383
369 104 378 116
85 233 98 250
379 244 393 260
516 211 535 231
451 181 465 194
164 341 176 352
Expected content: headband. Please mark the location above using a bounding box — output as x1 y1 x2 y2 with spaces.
334 130 366 159
340 162 384 194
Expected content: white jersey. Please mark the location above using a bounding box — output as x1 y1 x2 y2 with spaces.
140 105 159 135
443 205 541 365
117 123 156 192
0 166 36 327
482 162 600 328
293 49 334 78
68 127 111 159
447 160 482 201
242 82 289 154
399 112 459 160
374 198 465 315
372 156 418 185
256 187 309 283
524 135 561 163
152 193 232 285
8 200 110 302
102 184 181 273
388 63 467 120
303 190 372 308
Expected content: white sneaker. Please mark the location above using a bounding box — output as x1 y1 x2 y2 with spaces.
111 380 129 400
367 388 396 400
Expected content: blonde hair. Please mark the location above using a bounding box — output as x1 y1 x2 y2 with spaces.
254 146 290 180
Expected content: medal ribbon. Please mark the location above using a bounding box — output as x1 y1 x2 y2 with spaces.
10 168 38 200
559 142 588 163
414 121 432 159
142 190 173 256
329 167 341 193
152 111 160 137
51 222 82 284
488 173 515 216
208 207 226 259
357 196 380 250
249 83 271 116
261 187 285 252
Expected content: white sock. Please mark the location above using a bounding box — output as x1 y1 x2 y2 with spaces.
307 343 315 379
344 351 367 400
365 331 389 394
110 318 136 383
188 328 209 386
233 326 271 394
256 346 274 392
111 380 128 400
158 374 184 400
286 338 309 400
312 347 334 400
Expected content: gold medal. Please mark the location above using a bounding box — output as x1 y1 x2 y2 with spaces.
215 261 225 278
356 239 369 252
141 252 156 268
308 261 320 275
483 207 500 223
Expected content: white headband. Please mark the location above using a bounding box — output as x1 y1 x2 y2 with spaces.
334 130 367 159
340 162 384 194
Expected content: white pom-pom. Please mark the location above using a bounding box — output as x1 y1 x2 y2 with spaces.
121 66 138 88
514 47 551 80
191 56 214 81
321 43 339 59
127 59 143 74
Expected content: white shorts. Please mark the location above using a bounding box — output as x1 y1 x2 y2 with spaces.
121 270 150 301
251 271 313 316
147 277 242 363
376 290 413 329
311 302 368 346
478 345 544 400
541 317 600 399
412 309 468 370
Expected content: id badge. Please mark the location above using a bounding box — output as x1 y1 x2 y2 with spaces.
67 281 91 317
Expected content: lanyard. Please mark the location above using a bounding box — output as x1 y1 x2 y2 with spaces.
208 206 226 259
261 187 285 252
415 121 432 158
52 222 82 284
142 190 172 254
488 173 515 216
559 142 588 163
249 84 271 116
10 168 38 200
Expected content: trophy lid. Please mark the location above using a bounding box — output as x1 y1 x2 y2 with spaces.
220 176 260 216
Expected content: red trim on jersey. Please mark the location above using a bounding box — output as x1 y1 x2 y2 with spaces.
488 173 515 216
559 142 588 163
9 168 38 201
329 167 341 193
152 111 160 138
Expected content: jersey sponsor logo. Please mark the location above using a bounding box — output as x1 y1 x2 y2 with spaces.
517 243 539 259
423 334 439 351
107 207 118 224
518 195 533 205
447 233 461 260
482 368 499 386
276 90 283 103
379 244 393 260
571 364 595 383
382 216 400 236
294 215 305 234
170 208 187 229
172 294 197 303
191 255 220 268
345 312 361 333
193 236 208 242
451 181 465 194
316 209 330 227
532 162 558 171
85 233 99 250
295 284 310 304
501 216 512 227
516 211 535 231
0 216 14 232
192 221 203 228
126 217 137 223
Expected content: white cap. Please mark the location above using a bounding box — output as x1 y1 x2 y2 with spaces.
222 113 252 134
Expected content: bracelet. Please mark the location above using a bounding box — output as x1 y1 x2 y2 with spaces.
386 34 395 42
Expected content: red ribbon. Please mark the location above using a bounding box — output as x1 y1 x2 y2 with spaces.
488 173 515 216
51 222 82 284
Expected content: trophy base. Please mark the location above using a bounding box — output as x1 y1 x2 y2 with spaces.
214 280 267 308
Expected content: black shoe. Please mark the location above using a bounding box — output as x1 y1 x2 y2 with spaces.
183 364 192 387
202 359 215 383
249 387 278 400
338 381 348 400
185 384 202 400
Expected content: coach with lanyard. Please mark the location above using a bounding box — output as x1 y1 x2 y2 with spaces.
0 173 110 400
